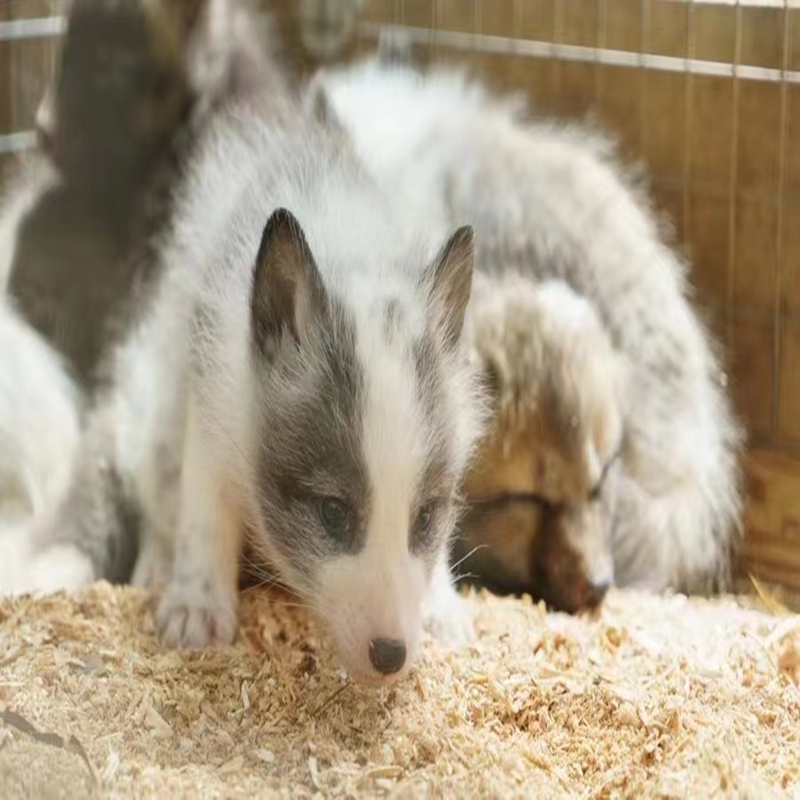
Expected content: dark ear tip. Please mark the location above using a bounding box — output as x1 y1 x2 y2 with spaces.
267 207 296 227
258 208 301 266
263 207 304 241
455 224 475 242
452 225 476 255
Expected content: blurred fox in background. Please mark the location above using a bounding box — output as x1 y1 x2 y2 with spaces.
0 0 287 589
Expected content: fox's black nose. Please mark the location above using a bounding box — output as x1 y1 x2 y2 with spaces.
369 638 407 675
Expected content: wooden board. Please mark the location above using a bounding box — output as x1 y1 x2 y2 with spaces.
741 449 800 595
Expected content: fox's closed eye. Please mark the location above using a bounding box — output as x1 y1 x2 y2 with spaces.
589 447 623 501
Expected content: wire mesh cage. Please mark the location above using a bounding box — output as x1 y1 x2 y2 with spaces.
1 0 799 601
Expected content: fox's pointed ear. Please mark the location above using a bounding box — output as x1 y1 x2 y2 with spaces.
424 226 476 351
250 208 328 360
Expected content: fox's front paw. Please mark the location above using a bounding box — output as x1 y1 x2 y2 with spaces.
156 579 237 649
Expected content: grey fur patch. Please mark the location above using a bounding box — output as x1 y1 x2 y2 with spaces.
252 295 370 579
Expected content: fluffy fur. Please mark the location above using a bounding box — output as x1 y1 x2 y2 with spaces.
311 57 743 604
0 301 81 525
16 96 485 685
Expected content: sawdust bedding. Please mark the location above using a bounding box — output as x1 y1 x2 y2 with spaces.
0 583 798 799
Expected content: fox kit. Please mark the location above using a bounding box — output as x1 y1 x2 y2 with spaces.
311 57 743 606
9 0 283 388
20 96 484 684
458 276 621 611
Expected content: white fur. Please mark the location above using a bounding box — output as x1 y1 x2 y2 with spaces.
317 300 429 680
25 545 95 596
317 301 480 680
0 301 82 596
0 303 81 519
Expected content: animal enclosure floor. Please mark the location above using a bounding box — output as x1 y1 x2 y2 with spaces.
0 584 798 799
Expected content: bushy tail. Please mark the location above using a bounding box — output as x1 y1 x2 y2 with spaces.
612 369 743 595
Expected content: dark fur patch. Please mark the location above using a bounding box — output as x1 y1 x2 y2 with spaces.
53 0 193 191
252 296 370 579
10 0 198 389
410 330 460 559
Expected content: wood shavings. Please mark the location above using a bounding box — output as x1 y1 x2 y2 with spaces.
143 702 172 738
0 584 798 797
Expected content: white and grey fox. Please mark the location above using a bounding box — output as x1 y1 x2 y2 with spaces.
0 160 82 591
4 88 485 685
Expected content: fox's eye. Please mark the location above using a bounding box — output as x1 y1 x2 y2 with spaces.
412 502 437 549
416 504 433 535
319 497 352 540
